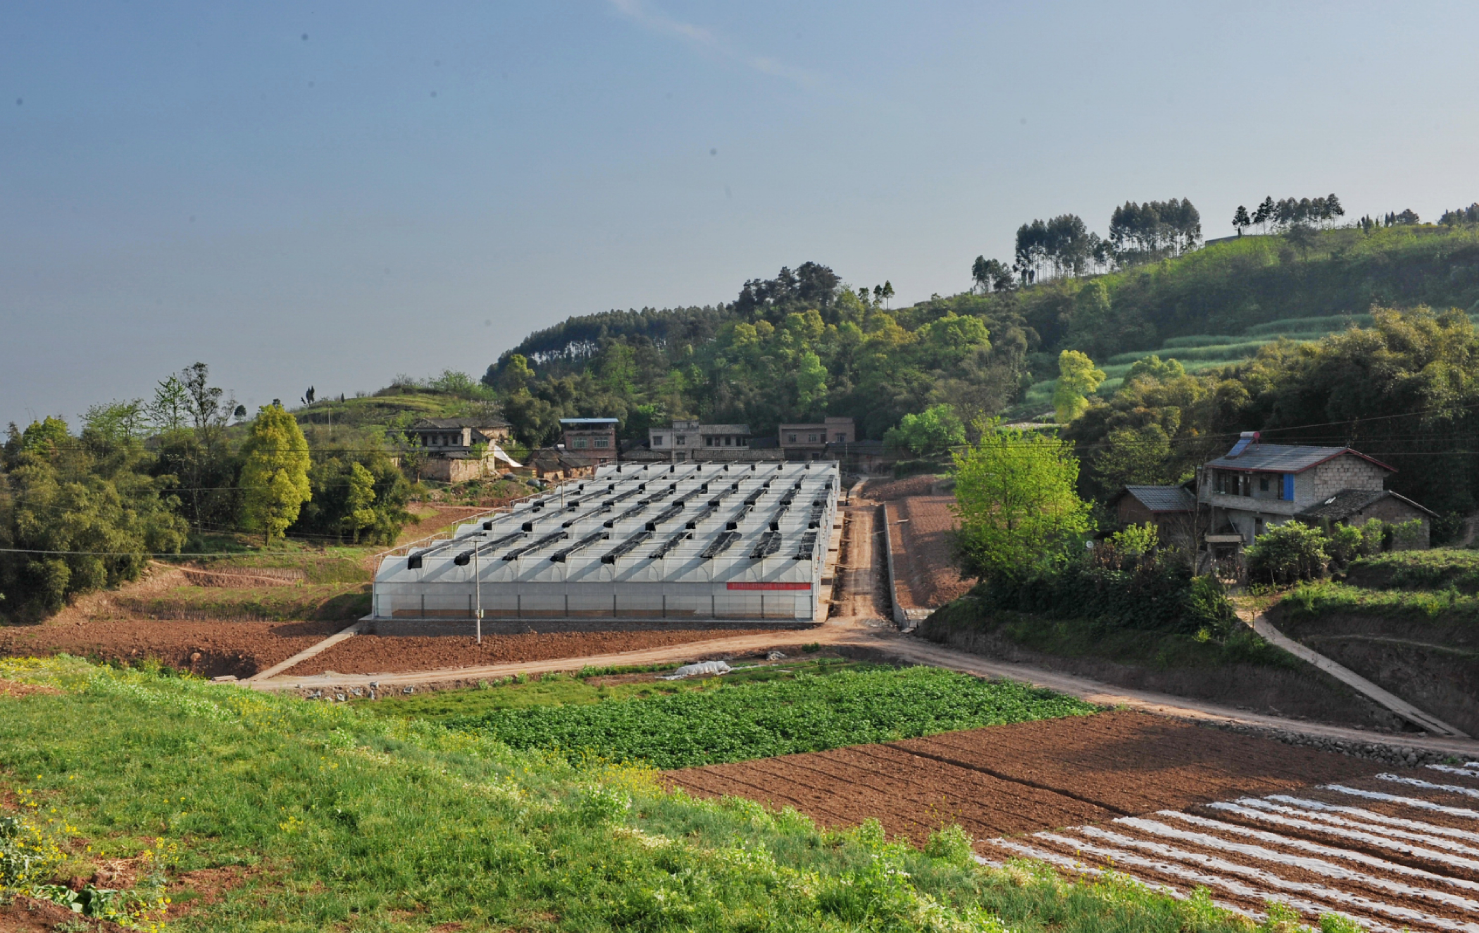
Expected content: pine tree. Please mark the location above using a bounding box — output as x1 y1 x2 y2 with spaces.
240 404 312 543
1232 205 1251 236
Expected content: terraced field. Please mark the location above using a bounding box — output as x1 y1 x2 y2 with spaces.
670 710 1479 930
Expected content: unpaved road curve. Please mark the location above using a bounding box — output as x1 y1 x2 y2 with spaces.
250 502 1479 760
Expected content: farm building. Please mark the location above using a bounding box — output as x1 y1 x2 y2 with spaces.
371 460 842 622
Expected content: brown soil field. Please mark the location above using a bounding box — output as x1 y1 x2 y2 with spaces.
864 475 952 501
666 710 1378 845
393 504 495 546
0 617 346 679
889 495 972 609
282 624 777 676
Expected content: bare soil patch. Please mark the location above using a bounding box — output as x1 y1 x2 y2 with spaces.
667 710 1378 845
0 677 62 697
393 505 494 546
283 625 777 676
0 618 345 679
890 496 972 610
0 896 128 931
864 475 951 502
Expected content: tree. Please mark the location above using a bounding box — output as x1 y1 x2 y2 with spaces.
1253 196 1274 233
884 405 966 456
952 420 1093 581
1052 350 1105 423
1244 522 1328 584
794 351 828 417
1232 205 1251 236
239 404 312 543
1094 424 1176 487
148 375 190 433
1286 223 1318 261
1123 355 1185 384
972 257 1014 293
181 362 226 436
339 462 377 544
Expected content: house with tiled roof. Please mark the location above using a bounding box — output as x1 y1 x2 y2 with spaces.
1107 484 1199 547
1196 432 1433 547
403 418 516 483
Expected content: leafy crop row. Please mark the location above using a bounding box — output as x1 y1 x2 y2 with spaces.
450 666 1097 769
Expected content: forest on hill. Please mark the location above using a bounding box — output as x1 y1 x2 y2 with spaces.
483 210 1479 447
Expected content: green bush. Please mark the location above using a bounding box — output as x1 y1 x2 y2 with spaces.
975 544 1235 637
1245 522 1329 584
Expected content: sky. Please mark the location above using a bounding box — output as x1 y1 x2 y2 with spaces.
3 1 1478 426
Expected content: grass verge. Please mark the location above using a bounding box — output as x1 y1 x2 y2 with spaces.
0 655 1289 932
1282 580 1479 624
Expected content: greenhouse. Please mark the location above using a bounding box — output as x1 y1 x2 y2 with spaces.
370 460 841 622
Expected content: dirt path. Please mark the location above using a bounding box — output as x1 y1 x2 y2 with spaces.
243 496 1479 758
1247 612 1467 738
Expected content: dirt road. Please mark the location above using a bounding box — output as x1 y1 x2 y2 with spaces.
249 500 1479 759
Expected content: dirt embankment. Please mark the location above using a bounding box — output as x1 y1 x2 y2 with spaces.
916 614 1405 731
1272 606 1479 736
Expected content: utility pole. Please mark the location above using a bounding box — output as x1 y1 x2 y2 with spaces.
474 538 483 645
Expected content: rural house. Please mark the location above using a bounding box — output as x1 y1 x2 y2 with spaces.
404 417 518 483
648 420 753 460
778 417 856 451
1196 432 1434 547
1107 485 1198 547
559 417 618 464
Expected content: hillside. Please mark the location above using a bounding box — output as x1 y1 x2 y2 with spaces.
0 656 1264 933
479 223 1479 444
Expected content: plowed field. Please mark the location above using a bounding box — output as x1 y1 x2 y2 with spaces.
281 624 774 676
0 617 345 679
667 710 1376 843
670 710 1479 930
889 496 971 609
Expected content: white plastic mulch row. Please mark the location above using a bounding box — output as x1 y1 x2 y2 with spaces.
985 774 1479 933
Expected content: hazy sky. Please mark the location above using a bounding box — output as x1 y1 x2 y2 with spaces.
4 1 1477 426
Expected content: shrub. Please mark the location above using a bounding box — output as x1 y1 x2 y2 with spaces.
976 544 1236 637
1245 522 1329 584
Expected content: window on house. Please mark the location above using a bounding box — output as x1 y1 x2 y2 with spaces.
573 437 587 448
835 433 846 443
593 437 608 447
1259 477 1269 492
725 436 732 446
786 433 797 443
808 433 818 443
676 435 686 445
653 435 664 446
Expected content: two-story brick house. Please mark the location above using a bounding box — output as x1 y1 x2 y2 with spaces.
559 417 618 464
404 418 518 482
1196 432 1433 547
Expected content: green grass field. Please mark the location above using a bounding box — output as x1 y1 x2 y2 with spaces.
443 665 1098 769
0 656 1282 932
